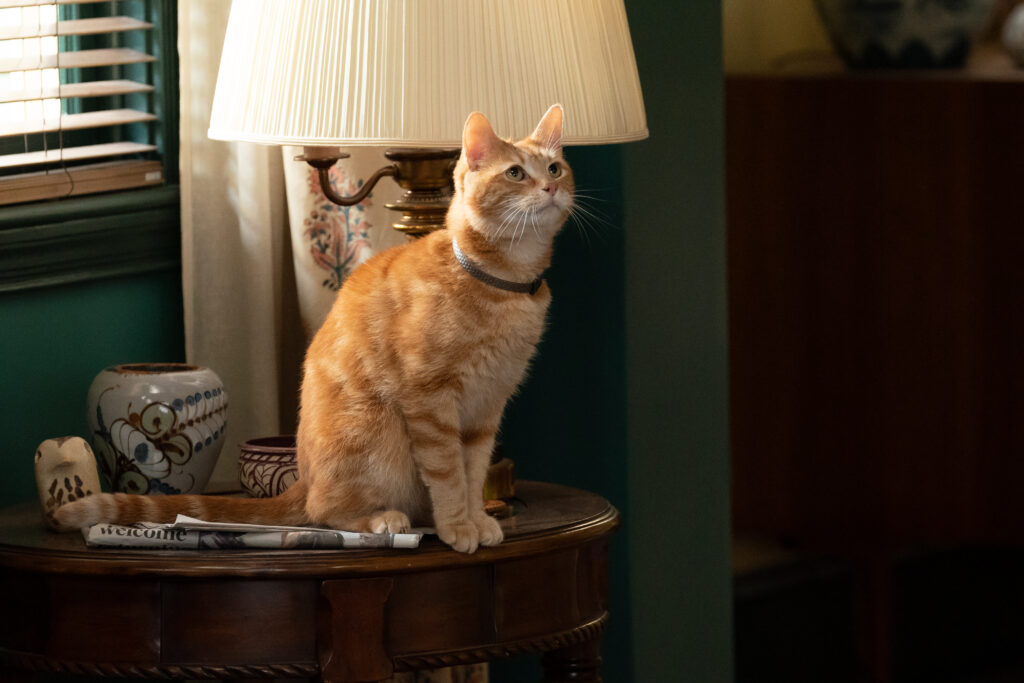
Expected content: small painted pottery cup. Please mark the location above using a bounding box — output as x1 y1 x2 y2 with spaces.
87 363 228 495
238 435 298 498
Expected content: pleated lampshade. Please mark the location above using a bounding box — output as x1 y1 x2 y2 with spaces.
208 0 648 147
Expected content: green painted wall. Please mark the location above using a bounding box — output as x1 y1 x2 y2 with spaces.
624 1 733 681
500 1 732 681
0 271 185 505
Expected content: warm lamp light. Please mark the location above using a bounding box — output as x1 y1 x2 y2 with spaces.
208 0 648 236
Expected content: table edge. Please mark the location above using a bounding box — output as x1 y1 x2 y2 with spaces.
0 490 620 577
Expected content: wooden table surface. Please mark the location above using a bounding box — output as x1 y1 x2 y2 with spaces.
0 480 618 682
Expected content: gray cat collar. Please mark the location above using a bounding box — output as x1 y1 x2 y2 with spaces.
452 238 544 295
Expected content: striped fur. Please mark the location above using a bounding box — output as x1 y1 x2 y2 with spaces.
55 106 573 553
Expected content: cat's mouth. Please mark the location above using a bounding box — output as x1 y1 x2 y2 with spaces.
537 196 567 213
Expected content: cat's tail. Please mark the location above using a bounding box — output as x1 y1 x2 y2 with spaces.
51 479 310 530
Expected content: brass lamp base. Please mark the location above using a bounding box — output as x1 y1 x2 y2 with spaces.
383 148 460 237
297 146 460 238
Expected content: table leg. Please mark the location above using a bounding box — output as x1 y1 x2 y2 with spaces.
318 577 395 683
541 637 603 682
0 666 32 683
854 557 894 683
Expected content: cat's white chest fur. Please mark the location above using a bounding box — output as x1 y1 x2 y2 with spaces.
458 295 549 426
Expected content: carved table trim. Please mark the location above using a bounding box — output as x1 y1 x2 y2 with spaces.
0 481 618 682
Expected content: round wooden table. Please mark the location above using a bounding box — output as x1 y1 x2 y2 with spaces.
0 481 618 682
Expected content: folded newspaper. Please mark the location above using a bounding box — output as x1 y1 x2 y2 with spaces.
83 515 423 550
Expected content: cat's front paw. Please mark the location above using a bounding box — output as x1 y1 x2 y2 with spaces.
436 518 480 554
472 513 504 547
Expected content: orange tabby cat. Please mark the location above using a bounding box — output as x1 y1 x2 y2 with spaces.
55 105 573 553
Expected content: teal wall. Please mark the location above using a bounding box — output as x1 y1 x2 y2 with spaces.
623 1 732 680
0 271 185 505
618 2 733 679
501 1 732 681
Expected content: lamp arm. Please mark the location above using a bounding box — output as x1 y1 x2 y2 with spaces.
309 161 398 207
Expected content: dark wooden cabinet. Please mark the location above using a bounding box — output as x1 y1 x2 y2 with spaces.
728 58 1024 549
727 54 1024 681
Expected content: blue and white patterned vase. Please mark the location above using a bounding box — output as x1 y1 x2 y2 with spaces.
815 0 995 68
87 363 228 495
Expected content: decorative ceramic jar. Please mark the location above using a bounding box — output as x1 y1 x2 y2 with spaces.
238 435 299 498
87 363 228 495
1003 4 1024 67
814 0 995 68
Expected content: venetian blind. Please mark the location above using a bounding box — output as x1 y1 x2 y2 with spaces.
0 0 164 205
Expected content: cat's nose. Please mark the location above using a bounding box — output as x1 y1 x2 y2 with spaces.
542 183 557 195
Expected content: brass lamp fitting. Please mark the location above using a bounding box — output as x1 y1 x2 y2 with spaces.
296 146 460 238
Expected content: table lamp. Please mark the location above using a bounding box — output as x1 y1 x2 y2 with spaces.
207 0 648 238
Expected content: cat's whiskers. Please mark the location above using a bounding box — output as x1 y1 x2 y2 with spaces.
569 188 615 227
515 208 529 247
565 194 614 248
492 198 520 231
519 208 535 248
495 203 525 242
568 210 597 249
571 184 614 196
500 210 530 248
512 207 528 248
571 200 615 229
494 212 515 238
571 192 612 204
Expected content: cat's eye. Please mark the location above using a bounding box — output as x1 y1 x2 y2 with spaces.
505 165 525 181
547 163 561 178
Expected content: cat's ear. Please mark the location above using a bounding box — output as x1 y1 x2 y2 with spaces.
463 112 502 171
531 104 563 153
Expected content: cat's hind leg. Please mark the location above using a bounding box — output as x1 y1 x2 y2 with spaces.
366 509 411 533
313 509 411 534
299 395 423 535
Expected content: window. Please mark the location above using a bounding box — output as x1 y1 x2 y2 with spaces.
0 0 178 292
0 0 176 206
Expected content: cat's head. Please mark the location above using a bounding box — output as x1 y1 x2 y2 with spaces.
452 105 574 246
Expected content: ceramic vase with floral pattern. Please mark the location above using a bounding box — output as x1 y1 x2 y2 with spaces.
282 146 407 336
87 363 228 495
